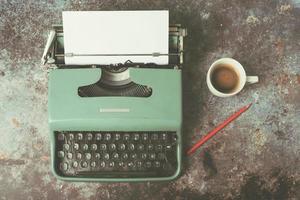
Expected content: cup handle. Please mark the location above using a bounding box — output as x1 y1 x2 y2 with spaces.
246 76 259 84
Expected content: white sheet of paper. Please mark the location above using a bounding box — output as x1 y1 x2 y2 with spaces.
62 11 169 65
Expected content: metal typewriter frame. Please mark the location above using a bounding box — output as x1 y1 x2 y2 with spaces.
42 24 187 69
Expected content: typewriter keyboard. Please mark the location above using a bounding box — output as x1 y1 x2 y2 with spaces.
54 131 178 178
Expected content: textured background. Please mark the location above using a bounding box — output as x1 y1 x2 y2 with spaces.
0 0 299 199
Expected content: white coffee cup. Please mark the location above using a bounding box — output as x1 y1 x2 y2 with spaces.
207 58 258 97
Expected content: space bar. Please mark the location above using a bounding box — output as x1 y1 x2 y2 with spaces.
75 170 158 178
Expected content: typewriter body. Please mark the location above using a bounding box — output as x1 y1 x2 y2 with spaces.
43 23 187 182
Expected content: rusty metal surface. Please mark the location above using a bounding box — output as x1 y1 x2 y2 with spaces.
0 0 299 199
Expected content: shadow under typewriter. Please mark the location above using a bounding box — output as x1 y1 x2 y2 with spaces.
55 131 178 178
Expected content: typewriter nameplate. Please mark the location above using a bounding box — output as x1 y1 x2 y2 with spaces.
99 108 130 113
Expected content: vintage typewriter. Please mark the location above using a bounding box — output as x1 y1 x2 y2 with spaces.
42 13 187 182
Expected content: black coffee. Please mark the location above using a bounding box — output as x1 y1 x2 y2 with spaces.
211 65 239 93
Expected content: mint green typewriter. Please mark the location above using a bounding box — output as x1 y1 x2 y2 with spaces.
42 21 186 182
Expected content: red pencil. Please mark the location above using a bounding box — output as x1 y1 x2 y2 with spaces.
187 103 252 156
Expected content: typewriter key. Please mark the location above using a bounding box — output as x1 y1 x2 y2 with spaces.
109 144 116 151
85 153 91 160
76 153 82 160
57 133 64 141
133 134 139 141
104 133 111 141
118 144 126 151
60 162 68 171
95 153 101 159
82 144 88 151
124 134 130 141
104 153 110 160
128 143 135 151
73 143 79 150
58 151 64 158
122 153 128 160
77 133 83 140
115 133 121 141
137 144 144 151
130 153 137 159
87 133 93 140
91 144 97 151
100 144 107 151
73 161 79 168
100 161 106 168
81 161 88 168
91 161 96 168
112 152 119 159
67 152 73 159
63 144 70 151
95 133 102 141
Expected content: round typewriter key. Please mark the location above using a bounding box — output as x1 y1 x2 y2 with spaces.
77 133 83 140
122 153 128 160
161 133 167 140
85 153 92 160
100 161 106 168
60 162 68 171
130 153 137 159
68 133 74 140
57 133 64 141
104 153 110 160
95 153 101 159
67 152 73 159
128 143 135 151
128 161 134 168
109 144 116 151
76 153 82 159
82 144 88 151
112 152 119 159
104 133 111 141
95 133 102 141
118 161 124 167
81 161 88 168
73 161 79 168
100 144 107 151
137 144 144 151
149 153 156 160
58 151 65 158
73 143 79 150
87 133 93 140
91 161 96 168
115 133 121 141
118 144 126 151
142 133 148 140
91 144 97 151
154 161 161 168
109 161 115 167
166 145 172 150
124 134 130 141
63 144 70 151
147 144 154 151
133 134 139 141
172 135 178 142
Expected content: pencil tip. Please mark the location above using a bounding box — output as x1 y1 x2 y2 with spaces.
247 103 253 109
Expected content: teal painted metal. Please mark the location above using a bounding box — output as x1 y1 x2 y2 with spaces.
48 67 182 182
